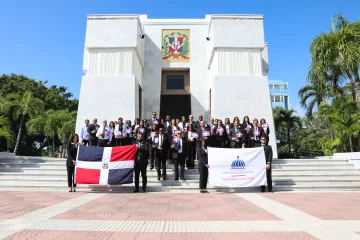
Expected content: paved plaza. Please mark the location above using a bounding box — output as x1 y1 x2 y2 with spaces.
0 191 360 239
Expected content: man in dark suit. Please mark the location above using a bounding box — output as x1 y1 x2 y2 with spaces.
171 132 187 180
163 116 171 131
260 136 273 192
152 127 170 180
249 119 265 148
197 139 209 193
194 115 203 130
134 133 149 193
149 112 162 129
87 118 99 146
228 120 245 148
195 121 210 147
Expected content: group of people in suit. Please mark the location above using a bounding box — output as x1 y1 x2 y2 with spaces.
71 112 273 193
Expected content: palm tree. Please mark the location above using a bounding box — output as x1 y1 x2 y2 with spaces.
27 109 74 157
319 94 360 152
0 116 14 150
6 91 44 154
274 107 302 155
310 14 360 102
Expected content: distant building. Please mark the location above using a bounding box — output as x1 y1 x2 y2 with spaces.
268 80 289 109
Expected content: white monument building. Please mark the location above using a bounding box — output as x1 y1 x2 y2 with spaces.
75 14 278 157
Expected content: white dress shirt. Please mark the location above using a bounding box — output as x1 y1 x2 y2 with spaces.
114 124 128 138
96 126 113 141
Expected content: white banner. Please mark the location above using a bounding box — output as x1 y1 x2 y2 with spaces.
208 147 266 187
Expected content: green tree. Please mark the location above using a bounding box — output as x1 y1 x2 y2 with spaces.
273 107 302 155
0 116 14 150
6 91 44 154
27 109 75 157
310 14 360 102
319 95 360 152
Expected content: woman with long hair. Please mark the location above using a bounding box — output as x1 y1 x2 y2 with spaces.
109 121 116 146
260 118 270 144
66 134 79 192
184 123 196 169
197 139 209 193
214 119 227 148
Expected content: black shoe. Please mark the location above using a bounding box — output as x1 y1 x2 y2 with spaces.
142 189 146 193
200 190 205 193
180 177 185 181
150 167 154 170
157 176 160 180
133 189 139 193
261 189 265 193
204 190 209 193
162 176 167 180
174 178 179 181
268 189 273 193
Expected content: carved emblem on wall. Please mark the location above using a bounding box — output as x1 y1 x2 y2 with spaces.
162 29 190 62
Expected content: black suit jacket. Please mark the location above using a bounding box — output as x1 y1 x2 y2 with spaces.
151 134 170 150
194 121 201 130
196 146 208 167
264 145 273 165
87 123 99 140
195 127 210 141
135 140 149 167
170 137 187 158
66 141 78 167
228 126 246 147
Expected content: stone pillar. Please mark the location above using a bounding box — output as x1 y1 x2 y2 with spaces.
76 15 144 134
208 15 278 157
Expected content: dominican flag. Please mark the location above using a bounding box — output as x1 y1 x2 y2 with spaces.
203 131 210 137
75 145 136 185
191 132 198 139
246 124 252 130
262 123 269 130
236 132 243 138
152 119 159 125
138 128 145 133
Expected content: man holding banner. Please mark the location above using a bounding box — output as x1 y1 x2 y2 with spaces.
260 136 273 192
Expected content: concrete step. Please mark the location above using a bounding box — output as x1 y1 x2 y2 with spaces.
273 162 353 167
274 185 360 191
273 181 360 187
272 166 358 171
272 171 360 176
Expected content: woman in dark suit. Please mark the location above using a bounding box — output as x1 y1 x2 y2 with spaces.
213 119 227 148
67 134 79 192
260 118 270 144
197 139 209 193
184 123 197 169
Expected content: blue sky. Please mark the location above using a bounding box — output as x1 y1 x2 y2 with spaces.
1 0 359 115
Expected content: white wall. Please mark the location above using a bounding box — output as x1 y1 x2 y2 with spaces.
75 76 137 134
141 20 209 120
211 17 265 49
212 76 278 158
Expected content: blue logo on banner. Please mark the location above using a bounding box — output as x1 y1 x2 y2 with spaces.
231 156 245 169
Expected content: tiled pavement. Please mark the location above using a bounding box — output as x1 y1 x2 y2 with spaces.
1 192 360 240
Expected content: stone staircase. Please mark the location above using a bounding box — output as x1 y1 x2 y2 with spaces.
0 155 359 192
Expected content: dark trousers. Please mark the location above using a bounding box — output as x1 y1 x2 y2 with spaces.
116 138 124 146
198 165 208 189
261 168 273 192
83 140 89 146
149 148 155 168
174 153 185 179
155 149 167 177
98 139 109 147
186 144 195 168
134 165 147 190
89 138 97 146
215 139 226 148
67 166 76 188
